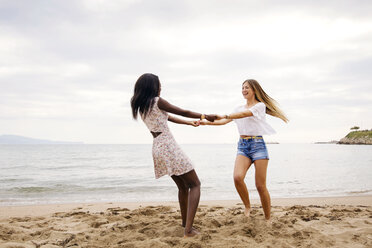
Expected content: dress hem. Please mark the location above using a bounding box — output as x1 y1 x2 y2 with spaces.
155 167 195 179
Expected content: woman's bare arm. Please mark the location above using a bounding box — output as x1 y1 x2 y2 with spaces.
218 110 253 120
201 119 233 126
168 115 199 126
158 97 217 122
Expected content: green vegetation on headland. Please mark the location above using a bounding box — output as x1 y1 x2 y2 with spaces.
346 130 372 139
317 127 372 145
338 128 372 145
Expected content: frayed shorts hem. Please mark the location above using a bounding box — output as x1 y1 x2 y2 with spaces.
236 152 269 162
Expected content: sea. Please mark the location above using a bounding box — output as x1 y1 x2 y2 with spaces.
0 144 371 206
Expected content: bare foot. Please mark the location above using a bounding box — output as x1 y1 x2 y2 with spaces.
244 207 251 217
184 227 200 238
265 218 272 227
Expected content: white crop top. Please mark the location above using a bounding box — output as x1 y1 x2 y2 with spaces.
233 102 276 136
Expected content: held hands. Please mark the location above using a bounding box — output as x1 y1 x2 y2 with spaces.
189 114 229 127
199 120 207 125
189 119 207 127
195 120 212 126
205 114 229 121
189 120 200 127
205 114 218 122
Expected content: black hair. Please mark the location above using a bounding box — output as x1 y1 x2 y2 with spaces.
130 73 160 119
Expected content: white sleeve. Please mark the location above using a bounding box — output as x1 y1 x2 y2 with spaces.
250 102 266 120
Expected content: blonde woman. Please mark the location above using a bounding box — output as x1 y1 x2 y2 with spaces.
201 79 288 220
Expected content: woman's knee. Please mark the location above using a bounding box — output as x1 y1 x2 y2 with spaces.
181 170 201 189
181 177 200 189
255 183 267 193
178 183 189 193
234 174 245 184
189 178 201 188
172 175 187 191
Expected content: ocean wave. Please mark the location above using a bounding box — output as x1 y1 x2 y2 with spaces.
0 178 23 183
275 180 300 185
347 190 372 194
2 185 173 194
9 186 57 193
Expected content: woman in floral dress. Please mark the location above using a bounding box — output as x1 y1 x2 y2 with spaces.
130 73 217 237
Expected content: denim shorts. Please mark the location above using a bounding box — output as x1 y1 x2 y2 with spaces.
237 137 269 162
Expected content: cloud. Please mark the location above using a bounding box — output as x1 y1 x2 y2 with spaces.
0 0 371 143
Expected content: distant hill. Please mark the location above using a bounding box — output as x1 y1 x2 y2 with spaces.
0 135 83 144
338 130 372 145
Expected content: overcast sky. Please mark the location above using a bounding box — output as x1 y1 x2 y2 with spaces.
1 0 371 144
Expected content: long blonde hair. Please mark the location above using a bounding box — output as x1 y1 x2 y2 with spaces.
244 79 289 123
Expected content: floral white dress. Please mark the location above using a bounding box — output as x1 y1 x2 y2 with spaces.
141 97 194 179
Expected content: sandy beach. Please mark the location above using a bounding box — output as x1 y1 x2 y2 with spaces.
1 196 371 248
